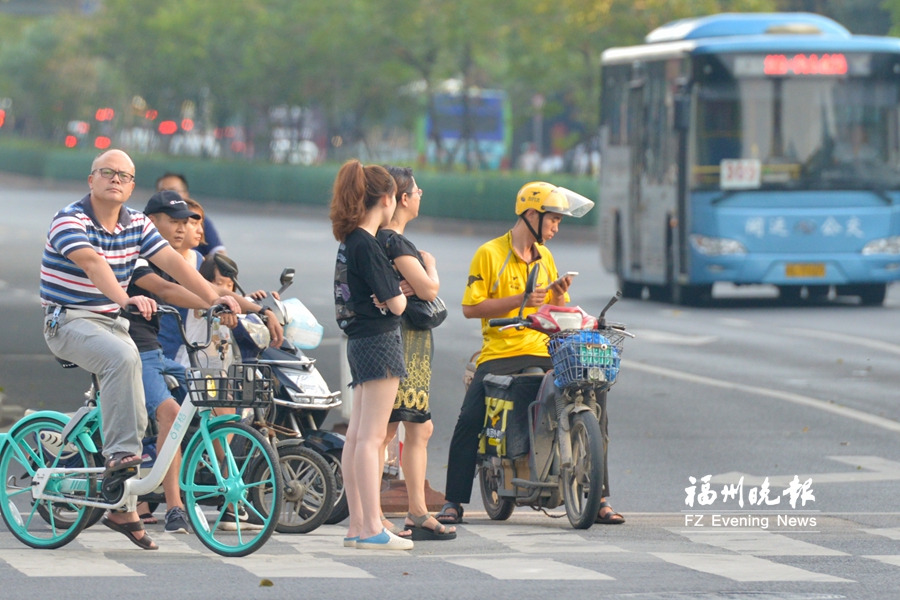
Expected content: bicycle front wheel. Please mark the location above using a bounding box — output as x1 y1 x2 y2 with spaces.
182 422 282 557
0 417 96 548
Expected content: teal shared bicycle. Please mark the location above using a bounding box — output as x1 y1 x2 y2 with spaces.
0 306 283 557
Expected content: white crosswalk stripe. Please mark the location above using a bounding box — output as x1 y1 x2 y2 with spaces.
669 528 847 556
651 552 853 582
443 556 613 580
0 549 142 577
860 527 900 541
220 553 373 579
78 530 202 554
863 555 900 568
1 522 897 581
460 524 628 554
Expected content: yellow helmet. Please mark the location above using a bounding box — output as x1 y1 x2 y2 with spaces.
515 181 594 218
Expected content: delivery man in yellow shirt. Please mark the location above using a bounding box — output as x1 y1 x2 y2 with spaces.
436 182 624 526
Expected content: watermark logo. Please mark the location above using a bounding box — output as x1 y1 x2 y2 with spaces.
683 475 817 530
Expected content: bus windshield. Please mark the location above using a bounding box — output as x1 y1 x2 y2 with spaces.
693 76 900 191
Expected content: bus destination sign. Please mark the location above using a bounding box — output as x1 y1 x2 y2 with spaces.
731 53 871 77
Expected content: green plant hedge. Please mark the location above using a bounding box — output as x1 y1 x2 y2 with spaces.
0 143 599 225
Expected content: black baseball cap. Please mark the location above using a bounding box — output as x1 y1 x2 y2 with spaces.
143 190 200 220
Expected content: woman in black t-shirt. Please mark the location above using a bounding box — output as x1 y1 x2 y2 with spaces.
377 166 455 541
330 160 412 551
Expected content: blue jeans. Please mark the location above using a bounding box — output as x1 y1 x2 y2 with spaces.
139 349 186 419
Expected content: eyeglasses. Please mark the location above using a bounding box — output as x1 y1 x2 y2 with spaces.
92 168 135 184
406 187 423 197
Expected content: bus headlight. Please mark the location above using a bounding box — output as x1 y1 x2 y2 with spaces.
689 234 747 256
862 236 900 255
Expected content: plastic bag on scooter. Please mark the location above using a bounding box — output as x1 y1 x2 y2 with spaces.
282 297 324 350
479 374 543 459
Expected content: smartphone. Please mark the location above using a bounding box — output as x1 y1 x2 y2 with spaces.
551 271 578 288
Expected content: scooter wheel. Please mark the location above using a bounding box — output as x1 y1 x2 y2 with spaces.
562 412 604 529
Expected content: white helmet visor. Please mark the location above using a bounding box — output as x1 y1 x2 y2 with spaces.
544 187 594 218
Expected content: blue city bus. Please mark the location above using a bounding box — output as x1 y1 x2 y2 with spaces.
598 13 900 305
416 89 512 170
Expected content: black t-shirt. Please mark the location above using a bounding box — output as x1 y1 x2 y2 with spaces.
377 229 424 268
334 228 402 338
124 260 166 352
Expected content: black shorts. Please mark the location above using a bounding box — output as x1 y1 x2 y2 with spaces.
347 328 407 387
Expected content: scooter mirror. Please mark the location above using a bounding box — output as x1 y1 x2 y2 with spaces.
213 253 244 295
214 254 239 279
277 268 295 295
518 265 542 317
525 265 540 295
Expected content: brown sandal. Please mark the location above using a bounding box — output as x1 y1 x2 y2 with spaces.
101 516 158 550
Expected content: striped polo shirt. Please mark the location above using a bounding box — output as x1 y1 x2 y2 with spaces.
40 195 169 313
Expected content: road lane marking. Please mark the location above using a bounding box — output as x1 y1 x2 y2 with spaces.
628 329 718 345
717 317 752 328
77 530 202 554
669 529 846 556
0 549 141 577
861 528 900 541
786 327 900 357
713 456 900 488
650 552 852 582
461 525 628 554
864 555 900 568
220 553 373 578
623 359 900 434
443 556 613 580
285 526 407 557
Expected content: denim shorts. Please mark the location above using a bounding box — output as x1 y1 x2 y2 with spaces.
140 349 187 419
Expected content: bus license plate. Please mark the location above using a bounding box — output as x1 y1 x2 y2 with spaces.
785 263 825 278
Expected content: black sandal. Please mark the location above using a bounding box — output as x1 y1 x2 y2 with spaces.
435 502 464 525
405 512 457 540
103 452 143 475
595 500 625 525
101 516 158 550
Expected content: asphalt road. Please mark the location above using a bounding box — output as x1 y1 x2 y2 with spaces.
2 175 900 598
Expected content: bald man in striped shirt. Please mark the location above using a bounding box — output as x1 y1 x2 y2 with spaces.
40 149 240 549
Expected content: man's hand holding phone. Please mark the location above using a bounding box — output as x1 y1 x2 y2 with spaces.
549 271 578 296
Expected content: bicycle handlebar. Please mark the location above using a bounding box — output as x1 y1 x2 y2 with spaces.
126 303 232 353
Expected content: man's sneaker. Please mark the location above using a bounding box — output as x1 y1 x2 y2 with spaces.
164 506 191 534
218 505 264 531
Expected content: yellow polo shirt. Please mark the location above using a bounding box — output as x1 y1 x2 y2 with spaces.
463 231 568 366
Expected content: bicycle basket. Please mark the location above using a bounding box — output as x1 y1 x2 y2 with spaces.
186 363 274 408
547 329 624 389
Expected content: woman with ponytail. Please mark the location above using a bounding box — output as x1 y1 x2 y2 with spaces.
331 160 412 551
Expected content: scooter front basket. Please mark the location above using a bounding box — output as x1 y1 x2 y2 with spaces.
547 329 623 389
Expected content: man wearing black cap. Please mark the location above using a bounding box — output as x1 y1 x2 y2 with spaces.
124 189 224 534
129 190 282 531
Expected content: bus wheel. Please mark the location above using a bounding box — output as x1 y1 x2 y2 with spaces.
671 283 710 306
856 284 887 306
778 285 803 303
806 285 830 302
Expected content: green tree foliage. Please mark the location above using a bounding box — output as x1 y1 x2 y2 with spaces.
0 15 124 138
2 0 899 161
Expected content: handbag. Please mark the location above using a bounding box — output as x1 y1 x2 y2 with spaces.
403 295 448 330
